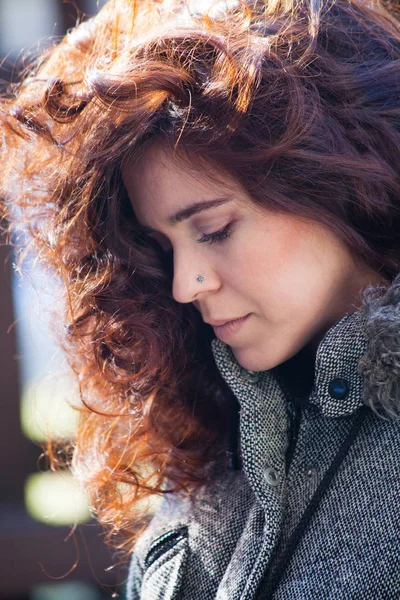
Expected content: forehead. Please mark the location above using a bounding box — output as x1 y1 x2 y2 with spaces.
122 142 245 224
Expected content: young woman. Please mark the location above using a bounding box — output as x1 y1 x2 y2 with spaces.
1 0 400 598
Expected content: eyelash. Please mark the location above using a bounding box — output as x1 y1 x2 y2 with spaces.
198 223 233 245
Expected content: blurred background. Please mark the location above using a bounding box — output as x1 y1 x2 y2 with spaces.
0 1 128 598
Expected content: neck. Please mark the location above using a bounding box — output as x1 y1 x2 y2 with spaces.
308 268 391 359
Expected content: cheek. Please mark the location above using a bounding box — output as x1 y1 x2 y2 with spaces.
238 218 325 314
239 219 305 284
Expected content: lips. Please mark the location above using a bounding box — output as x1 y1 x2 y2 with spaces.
205 316 248 326
210 314 251 341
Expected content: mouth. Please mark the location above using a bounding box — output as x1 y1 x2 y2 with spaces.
205 315 249 327
208 314 251 341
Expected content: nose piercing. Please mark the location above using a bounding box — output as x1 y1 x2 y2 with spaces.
196 275 205 283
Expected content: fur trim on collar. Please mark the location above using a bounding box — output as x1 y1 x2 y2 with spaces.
357 271 400 419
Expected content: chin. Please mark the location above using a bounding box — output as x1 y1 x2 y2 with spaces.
232 346 284 373
232 336 309 372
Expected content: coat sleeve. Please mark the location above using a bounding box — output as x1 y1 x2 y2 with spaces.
124 526 190 600
123 492 193 600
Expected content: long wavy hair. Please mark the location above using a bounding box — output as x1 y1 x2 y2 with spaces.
1 0 400 559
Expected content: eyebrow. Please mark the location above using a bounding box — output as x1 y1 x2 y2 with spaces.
139 197 233 233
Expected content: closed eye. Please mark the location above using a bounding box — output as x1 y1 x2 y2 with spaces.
198 223 233 244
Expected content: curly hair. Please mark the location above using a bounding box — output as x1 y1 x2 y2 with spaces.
1 0 400 561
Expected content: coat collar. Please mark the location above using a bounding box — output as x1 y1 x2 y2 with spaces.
211 271 400 419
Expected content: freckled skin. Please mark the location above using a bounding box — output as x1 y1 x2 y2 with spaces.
123 143 389 372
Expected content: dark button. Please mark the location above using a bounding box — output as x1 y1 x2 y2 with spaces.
328 378 349 400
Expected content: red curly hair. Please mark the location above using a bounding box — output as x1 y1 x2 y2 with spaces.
1 0 400 560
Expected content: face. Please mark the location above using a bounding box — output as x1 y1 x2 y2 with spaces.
123 143 388 372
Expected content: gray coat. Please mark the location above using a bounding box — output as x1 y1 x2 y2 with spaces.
125 272 400 600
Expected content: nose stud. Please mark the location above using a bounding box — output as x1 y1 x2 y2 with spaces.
196 275 205 283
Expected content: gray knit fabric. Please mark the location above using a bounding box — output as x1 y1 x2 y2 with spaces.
125 272 400 600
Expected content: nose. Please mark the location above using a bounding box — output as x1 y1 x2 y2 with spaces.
172 249 220 303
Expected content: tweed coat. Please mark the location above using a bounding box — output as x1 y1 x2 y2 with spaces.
125 271 400 600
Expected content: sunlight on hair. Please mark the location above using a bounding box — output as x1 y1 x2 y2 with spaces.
188 0 240 18
25 471 91 526
117 480 162 517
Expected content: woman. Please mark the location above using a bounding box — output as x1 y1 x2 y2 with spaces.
1 0 400 598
